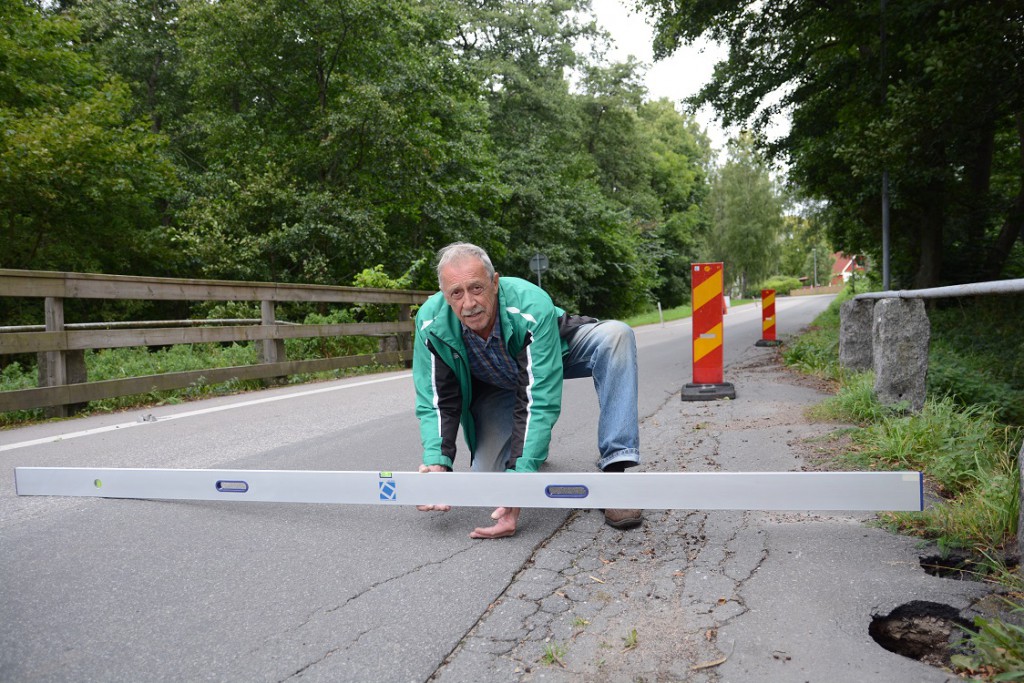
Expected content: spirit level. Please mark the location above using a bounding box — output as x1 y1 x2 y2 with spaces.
14 468 923 511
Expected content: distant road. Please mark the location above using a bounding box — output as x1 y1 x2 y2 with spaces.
0 294 835 682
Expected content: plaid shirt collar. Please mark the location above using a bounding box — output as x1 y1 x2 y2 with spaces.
461 312 518 389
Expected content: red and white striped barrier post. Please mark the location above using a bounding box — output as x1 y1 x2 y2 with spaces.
682 263 737 401
755 289 783 347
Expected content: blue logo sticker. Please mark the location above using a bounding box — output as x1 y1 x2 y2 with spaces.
379 479 397 501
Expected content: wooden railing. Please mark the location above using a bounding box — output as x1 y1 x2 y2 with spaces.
0 269 434 416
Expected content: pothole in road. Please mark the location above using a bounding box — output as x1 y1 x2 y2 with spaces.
920 552 984 581
869 601 974 668
920 551 1017 581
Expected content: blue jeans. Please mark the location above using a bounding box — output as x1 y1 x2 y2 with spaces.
470 320 640 472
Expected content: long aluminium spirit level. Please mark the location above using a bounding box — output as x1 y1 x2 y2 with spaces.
14 468 924 511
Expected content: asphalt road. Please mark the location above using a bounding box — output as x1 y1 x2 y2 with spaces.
2 295 835 682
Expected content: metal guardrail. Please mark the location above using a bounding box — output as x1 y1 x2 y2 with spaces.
854 278 1024 300
0 269 434 416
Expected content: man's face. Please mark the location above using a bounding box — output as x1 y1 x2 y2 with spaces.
439 258 500 338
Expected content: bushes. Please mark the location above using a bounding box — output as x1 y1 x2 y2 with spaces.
926 295 1024 427
758 275 803 296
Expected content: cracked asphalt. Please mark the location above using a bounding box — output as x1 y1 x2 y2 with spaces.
429 353 990 683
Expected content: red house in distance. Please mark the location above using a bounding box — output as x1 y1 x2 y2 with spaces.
830 253 865 285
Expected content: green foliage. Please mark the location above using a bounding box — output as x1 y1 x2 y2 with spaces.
71 0 188 134
851 399 1012 497
808 373 888 425
780 324 840 378
926 295 1024 427
780 292 847 379
623 304 692 328
0 361 32 388
640 99 712 307
777 209 833 285
284 310 376 360
758 276 803 296
779 281 873 379
953 608 1024 681
541 641 567 666
171 0 502 286
0 0 179 275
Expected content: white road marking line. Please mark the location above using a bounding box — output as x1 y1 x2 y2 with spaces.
0 373 412 453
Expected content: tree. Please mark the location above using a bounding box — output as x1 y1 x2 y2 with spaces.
173 0 499 285
0 0 178 275
449 0 658 316
638 0 1024 287
778 207 832 286
704 135 784 296
70 0 188 136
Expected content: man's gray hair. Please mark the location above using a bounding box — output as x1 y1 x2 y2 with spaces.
435 242 495 285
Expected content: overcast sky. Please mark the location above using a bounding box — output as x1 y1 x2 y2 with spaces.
588 0 734 153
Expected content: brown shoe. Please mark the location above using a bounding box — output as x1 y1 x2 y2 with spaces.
604 509 643 530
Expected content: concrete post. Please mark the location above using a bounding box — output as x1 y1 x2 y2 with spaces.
872 298 930 412
839 299 875 371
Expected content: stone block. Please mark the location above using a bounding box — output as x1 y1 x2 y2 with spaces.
839 298 874 371
872 298 930 412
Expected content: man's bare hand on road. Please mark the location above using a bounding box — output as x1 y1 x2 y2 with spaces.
469 506 521 539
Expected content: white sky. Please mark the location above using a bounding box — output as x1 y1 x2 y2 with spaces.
588 0 735 155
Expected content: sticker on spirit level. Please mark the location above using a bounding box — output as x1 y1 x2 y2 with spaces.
379 479 397 501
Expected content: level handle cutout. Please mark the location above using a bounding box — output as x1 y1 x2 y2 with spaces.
215 480 249 493
545 484 588 499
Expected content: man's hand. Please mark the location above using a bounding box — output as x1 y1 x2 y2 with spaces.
415 464 452 512
469 506 521 539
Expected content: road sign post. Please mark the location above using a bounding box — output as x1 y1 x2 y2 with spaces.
529 253 549 288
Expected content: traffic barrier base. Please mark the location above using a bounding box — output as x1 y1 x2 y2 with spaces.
682 382 737 401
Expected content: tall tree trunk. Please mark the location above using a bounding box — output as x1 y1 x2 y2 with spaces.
984 113 1024 279
964 116 995 246
913 187 945 289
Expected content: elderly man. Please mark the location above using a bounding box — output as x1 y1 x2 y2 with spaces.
412 242 642 538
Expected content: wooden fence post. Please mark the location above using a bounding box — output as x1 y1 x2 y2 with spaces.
398 304 413 369
260 300 287 385
36 297 85 417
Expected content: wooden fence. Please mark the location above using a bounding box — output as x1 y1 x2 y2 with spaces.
0 269 434 416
